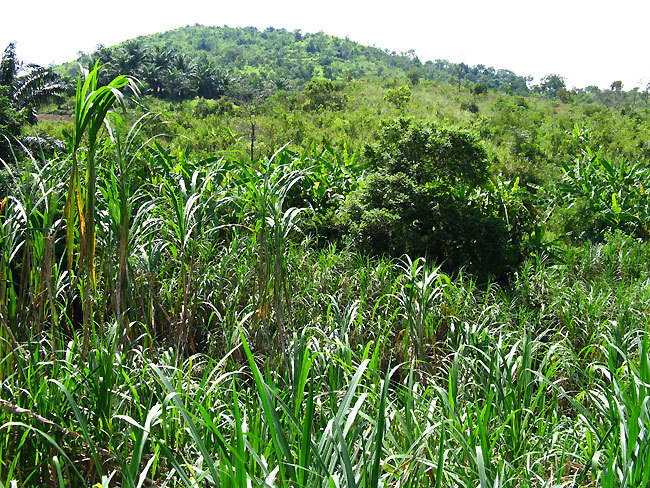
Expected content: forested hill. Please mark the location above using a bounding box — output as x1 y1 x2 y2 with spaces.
133 25 415 81
68 24 532 94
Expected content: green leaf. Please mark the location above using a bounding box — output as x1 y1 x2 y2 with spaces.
612 193 622 214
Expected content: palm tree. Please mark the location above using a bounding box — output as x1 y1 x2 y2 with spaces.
0 43 64 159
0 86 24 161
142 47 173 95
0 44 19 86
121 40 149 70
195 62 230 99
109 41 149 81
1 43 64 123
163 53 197 99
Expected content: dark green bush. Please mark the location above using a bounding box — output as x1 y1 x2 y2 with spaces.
363 117 489 186
472 83 488 95
338 170 511 278
461 100 479 113
303 79 347 111
338 118 525 280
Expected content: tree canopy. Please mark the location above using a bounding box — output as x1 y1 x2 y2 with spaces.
0 43 63 159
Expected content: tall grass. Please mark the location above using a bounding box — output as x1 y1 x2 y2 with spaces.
1 67 649 487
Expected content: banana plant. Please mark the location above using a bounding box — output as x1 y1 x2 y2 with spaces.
552 140 650 240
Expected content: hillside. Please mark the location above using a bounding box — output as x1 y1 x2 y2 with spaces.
42 67 650 193
2 24 650 488
64 24 533 94
133 25 416 81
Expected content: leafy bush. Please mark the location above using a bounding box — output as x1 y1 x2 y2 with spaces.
338 118 526 279
548 128 650 241
338 170 512 278
460 100 479 113
383 85 411 110
472 82 488 95
303 79 347 111
406 69 422 86
362 117 488 186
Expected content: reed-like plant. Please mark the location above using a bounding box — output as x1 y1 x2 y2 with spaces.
1 63 650 488
64 63 135 357
234 149 307 353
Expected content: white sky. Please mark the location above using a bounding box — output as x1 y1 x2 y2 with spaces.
2 0 648 90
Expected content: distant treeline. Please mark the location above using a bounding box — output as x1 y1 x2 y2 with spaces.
61 25 648 108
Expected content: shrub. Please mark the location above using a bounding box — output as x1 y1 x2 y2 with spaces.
363 117 488 186
193 98 218 118
303 79 347 111
338 118 522 280
548 131 650 241
472 83 488 95
461 100 479 113
339 171 511 278
383 85 411 110
406 69 422 86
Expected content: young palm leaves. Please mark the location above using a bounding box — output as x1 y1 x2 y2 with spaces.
64 63 135 356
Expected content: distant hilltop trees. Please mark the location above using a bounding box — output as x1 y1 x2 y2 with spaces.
64 25 534 98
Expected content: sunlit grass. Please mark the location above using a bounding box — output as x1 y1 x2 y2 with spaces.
1 66 649 487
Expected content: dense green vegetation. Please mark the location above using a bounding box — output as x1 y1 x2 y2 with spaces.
68 25 534 93
1 26 650 487
64 25 649 106
336 118 532 280
0 43 64 159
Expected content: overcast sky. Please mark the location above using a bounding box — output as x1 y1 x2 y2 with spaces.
2 0 647 90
